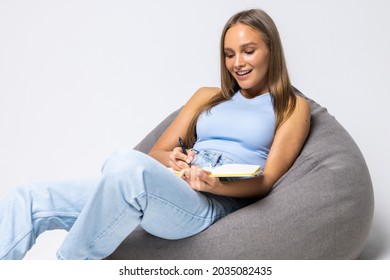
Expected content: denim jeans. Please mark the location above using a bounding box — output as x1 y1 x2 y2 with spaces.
0 149 253 260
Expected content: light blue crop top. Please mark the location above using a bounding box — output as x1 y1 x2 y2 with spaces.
192 91 275 168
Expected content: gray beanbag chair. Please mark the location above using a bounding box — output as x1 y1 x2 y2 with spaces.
107 92 374 259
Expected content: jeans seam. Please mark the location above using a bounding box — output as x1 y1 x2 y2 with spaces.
1 212 80 259
146 193 226 222
0 225 33 259
32 211 79 220
89 204 130 250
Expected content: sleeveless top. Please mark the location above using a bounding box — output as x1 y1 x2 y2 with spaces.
192 91 275 169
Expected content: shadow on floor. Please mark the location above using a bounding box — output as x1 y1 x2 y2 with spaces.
358 220 389 260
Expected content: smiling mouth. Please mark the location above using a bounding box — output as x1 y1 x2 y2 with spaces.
236 69 252 76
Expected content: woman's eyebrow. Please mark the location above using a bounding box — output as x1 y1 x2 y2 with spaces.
241 42 257 48
224 42 258 51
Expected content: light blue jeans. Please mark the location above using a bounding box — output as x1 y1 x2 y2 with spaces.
0 149 253 260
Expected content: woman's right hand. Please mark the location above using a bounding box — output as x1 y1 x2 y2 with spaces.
168 147 195 171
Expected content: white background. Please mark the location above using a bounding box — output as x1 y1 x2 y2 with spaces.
0 0 389 260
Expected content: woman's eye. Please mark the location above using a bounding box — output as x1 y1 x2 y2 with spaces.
225 53 234 59
245 50 255 55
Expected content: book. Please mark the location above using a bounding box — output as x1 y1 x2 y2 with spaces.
170 164 262 178
203 164 262 177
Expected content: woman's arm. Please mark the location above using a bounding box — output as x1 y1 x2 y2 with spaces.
148 87 221 169
181 95 311 199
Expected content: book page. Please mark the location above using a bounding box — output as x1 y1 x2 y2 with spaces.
202 164 262 177
168 164 262 177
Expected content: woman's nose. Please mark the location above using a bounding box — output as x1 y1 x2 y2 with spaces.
234 54 245 68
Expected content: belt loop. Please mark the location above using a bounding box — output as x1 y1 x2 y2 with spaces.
211 152 222 167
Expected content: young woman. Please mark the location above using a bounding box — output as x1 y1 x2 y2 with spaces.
0 9 310 260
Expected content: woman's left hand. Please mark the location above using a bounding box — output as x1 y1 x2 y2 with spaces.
179 165 220 193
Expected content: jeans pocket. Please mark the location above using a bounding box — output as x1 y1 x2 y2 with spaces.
192 150 220 168
192 149 235 169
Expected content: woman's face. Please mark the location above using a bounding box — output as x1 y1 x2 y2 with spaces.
224 23 270 98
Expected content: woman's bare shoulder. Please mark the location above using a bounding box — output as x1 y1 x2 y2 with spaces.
192 86 221 99
295 95 311 115
185 87 221 108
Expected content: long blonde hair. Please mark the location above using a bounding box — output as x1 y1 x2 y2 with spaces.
185 9 296 147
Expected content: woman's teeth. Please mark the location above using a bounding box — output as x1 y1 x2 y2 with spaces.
237 70 251 76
